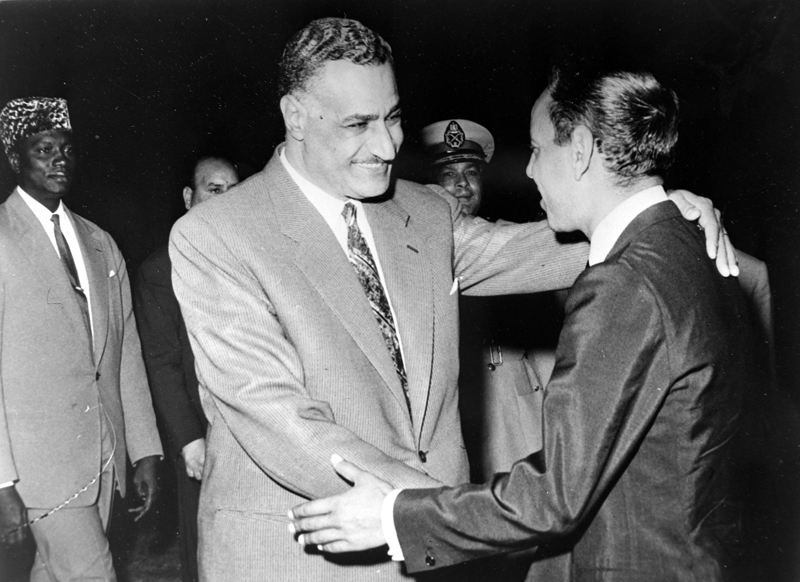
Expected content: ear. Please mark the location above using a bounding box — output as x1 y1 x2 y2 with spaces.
570 125 595 180
182 187 193 211
7 151 20 174
280 94 306 142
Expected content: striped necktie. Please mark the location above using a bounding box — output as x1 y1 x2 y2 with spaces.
51 214 92 341
342 202 412 419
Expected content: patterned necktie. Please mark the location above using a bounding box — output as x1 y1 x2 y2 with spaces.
342 202 412 419
51 214 92 340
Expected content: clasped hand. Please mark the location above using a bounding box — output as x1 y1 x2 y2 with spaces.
288 454 392 553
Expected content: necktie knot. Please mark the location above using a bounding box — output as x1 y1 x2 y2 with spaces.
342 201 356 226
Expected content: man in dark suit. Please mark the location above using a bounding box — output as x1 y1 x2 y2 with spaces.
0 97 162 580
290 63 758 581
134 155 239 582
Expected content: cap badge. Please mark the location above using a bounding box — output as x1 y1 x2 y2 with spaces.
444 121 465 149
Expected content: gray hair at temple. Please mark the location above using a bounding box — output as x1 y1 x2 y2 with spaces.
278 17 394 97
546 62 679 187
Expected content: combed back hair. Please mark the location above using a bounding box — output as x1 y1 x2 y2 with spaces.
278 17 393 97
547 62 679 186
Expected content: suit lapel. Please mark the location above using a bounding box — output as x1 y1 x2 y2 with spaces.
265 152 412 421
69 208 109 364
366 197 433 434
4 192 94 359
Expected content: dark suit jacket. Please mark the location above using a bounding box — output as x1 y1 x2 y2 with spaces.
169 147 587 581
134 245 206 457
394 202 757 581
0 190 162 508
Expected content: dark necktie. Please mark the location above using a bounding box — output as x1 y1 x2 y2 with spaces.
51 214 92 340
342 202 412 419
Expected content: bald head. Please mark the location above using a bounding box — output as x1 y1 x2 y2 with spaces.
183 156 239 210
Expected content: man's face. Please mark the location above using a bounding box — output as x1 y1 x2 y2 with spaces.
434 161 484 216
184 159 239 209
10 129 76 209
526 91 579 232
297 60 403 201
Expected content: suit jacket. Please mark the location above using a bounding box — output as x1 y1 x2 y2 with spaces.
394 202 757 581
168 147 587 582
0 190 162 508
134 245 206 456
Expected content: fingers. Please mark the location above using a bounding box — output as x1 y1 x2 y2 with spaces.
715 227 739 277
289 497 335 520
330 454 366 485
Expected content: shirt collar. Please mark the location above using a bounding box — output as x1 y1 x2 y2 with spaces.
588 185 668 266
17 186 67 225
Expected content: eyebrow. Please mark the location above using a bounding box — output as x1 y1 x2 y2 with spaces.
341 103 402 125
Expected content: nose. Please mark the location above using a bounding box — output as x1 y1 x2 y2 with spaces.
525 153 535 179
370 121 402 161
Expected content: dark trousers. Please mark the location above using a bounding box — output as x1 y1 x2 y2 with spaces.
175 455 201 582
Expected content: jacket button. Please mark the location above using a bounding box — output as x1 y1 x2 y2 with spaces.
95 372 101 381
425 553 436 567
418 450 427 463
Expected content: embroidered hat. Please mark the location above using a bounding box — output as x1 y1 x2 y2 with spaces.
419 119 494 166
0 97 72 157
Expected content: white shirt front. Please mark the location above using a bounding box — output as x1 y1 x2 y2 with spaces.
18 186 94 335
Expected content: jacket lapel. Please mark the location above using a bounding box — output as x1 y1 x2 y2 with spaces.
69 208 109 364
366 197 433 434
265 151 412 422
4 192 94 359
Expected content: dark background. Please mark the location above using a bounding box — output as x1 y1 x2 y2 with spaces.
6 0 794 398
1 0 799 576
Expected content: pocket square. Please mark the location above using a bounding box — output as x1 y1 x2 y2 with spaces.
449 277 459 296
109 269 116 278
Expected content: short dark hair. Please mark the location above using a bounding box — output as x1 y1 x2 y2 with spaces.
547 62 679 186
186 155 237 190
278 17 393 97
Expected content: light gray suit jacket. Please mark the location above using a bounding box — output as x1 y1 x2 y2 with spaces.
0 190 162 508
169 148 586 581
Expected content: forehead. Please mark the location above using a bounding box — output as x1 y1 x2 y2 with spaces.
21 129 72 148
438 161 482 172
530 90 555 142
195 160 236 182
307 60 398 113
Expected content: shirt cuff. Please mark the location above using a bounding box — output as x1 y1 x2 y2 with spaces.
382 488 405 561
0 481 15 488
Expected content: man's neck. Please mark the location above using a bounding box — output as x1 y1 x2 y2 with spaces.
585 177 662 240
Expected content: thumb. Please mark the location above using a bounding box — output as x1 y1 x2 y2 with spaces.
331 453 366 485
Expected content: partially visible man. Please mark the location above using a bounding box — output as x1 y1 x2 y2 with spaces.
0 97 162 581
420 119 493 216
421 119 556 484
134 155 239 582
290 63 759 581
171 18 731 582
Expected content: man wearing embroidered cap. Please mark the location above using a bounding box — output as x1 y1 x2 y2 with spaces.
0 97 162 580
420 119 494 216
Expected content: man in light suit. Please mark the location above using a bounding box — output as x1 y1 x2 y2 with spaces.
171 19 731 582
135 155 239 582
290 63 759 581
0 97 163 581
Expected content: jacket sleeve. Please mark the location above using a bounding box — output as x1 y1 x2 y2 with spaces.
0 277 18 484
112 242 164 464
169 213 442 501
133 258 205 454
425 185 588 295
394 264 670 572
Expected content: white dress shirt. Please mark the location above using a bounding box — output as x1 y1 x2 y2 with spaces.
382 184 670 561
